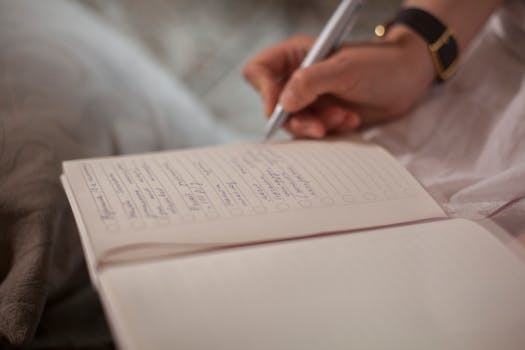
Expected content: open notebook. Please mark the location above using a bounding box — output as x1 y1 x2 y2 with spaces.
61 138 525 349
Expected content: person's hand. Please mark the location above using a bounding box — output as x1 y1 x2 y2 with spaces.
243 27 436 138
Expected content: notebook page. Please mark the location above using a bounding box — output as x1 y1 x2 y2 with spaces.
62 138 445 262
98 219 525 350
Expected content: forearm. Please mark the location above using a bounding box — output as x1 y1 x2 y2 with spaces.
402 0 506 52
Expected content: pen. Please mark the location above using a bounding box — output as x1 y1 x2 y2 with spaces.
264 0 362 140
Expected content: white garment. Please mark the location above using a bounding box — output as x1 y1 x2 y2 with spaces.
364 0 525 235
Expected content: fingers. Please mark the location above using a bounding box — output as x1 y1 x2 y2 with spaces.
279 53 355 113
287 113 326 138
286 111 361 139
331 114 361 134
285 96 361 138
243 36 315 116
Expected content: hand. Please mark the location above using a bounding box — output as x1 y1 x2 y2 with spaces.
243 27 436 138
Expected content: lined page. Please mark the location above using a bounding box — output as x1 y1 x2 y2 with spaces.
63 139 445 261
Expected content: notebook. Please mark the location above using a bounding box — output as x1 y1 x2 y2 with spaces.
61 137 525 349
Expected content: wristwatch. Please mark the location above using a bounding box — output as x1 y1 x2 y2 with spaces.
375 8 459 83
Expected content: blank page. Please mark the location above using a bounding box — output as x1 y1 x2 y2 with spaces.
99 219 525 350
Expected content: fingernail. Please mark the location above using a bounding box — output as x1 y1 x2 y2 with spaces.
326 110 345 129
348 113 361 128
303 124 324 138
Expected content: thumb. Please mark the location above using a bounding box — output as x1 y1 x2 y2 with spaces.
279 56 350 113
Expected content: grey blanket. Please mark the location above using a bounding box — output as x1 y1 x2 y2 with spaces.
0 0 228 347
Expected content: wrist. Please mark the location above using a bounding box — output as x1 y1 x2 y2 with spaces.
382 25 436 88
377 7 461 83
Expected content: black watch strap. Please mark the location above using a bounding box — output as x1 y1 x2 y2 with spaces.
377 8 459 83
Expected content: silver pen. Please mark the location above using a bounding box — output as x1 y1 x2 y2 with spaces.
264 0 362 140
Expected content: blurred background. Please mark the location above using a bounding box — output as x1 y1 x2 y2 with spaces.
74 0 401 139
